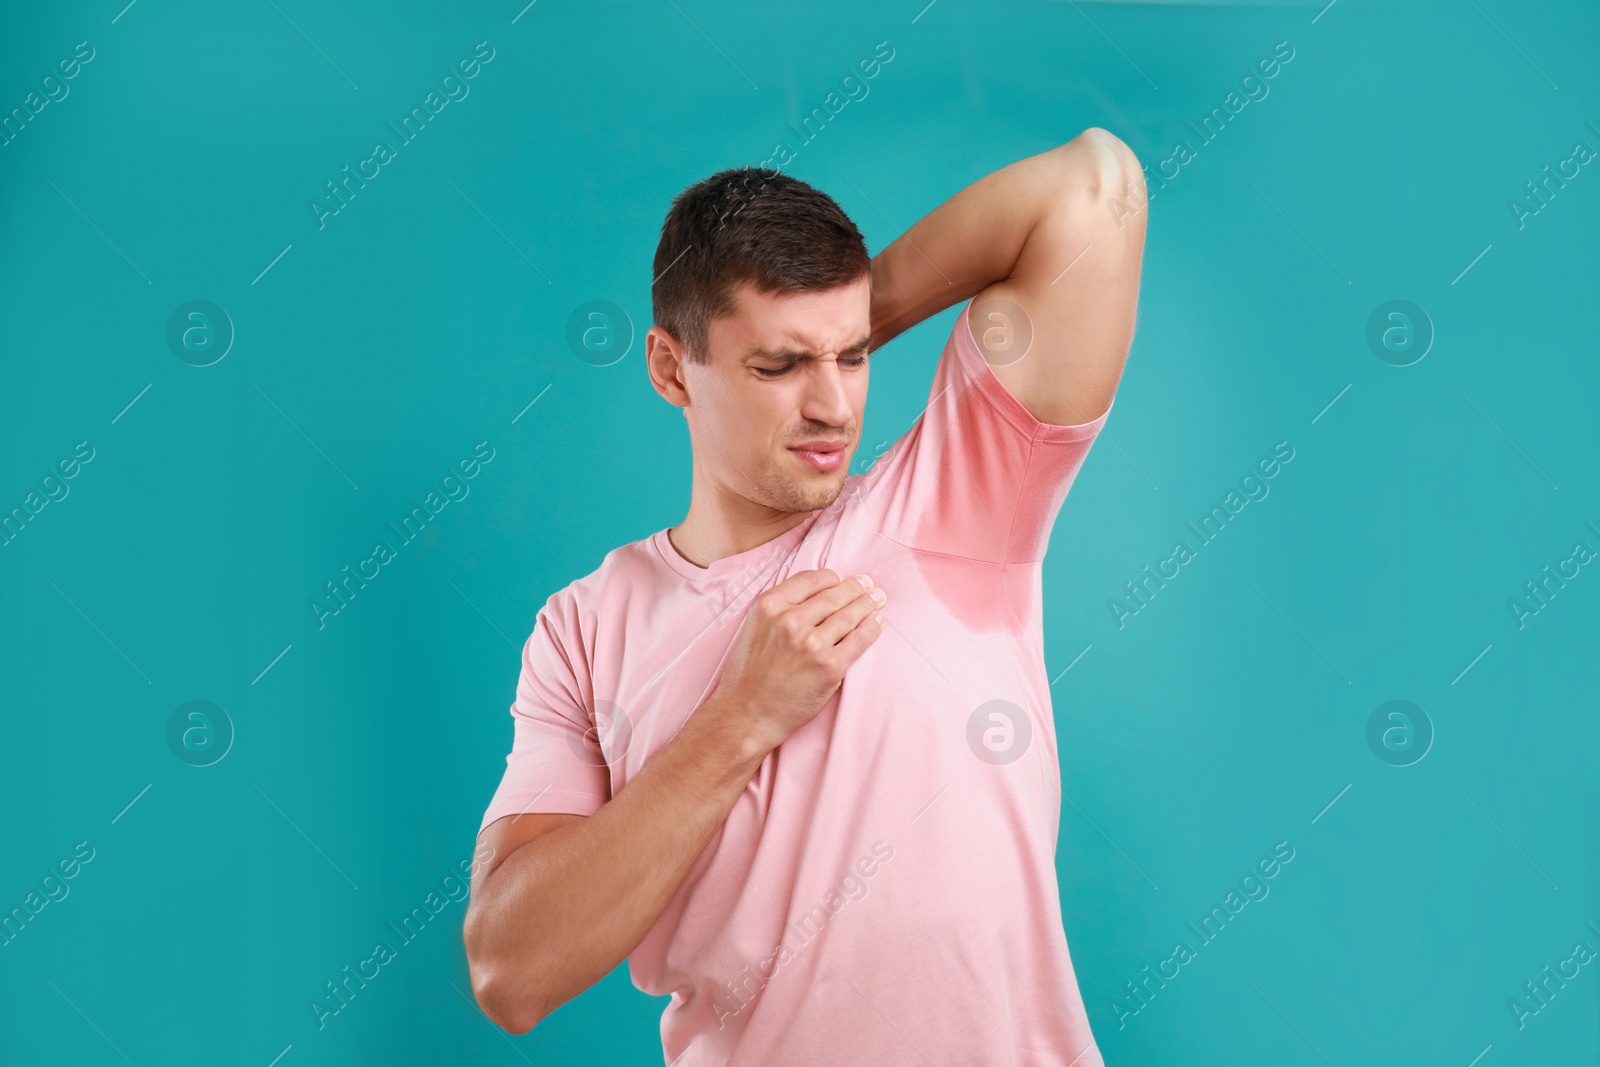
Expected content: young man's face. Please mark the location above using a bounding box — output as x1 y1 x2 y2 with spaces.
661 276 872 516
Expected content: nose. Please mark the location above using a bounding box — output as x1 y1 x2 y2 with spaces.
800 357 856 429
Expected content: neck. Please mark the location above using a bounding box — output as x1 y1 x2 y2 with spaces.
667 485 813 570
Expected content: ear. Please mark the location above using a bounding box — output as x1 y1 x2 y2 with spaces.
646 325 693 409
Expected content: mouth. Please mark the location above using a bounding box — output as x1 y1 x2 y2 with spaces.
789 439 847 473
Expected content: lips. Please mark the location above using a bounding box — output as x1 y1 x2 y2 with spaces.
789 440 847 473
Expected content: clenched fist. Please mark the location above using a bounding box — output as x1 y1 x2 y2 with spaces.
706 568 887 756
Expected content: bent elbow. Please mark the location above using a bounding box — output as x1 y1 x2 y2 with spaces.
1057 127 1144 203
470 963 546 1035
1075 126 1141 173
464 915 548 1035
490 1002 543 1037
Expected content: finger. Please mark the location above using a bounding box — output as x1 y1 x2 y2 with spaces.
792 573 877 629
815 583 886 645
832 609 885 663
768 568 841 607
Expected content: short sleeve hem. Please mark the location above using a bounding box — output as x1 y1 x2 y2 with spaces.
952 299 1113 445
479 788 607 835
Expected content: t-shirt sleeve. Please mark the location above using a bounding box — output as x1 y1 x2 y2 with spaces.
478 589 611 835
857 297 1111 565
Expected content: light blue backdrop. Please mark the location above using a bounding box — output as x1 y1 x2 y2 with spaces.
3 1 1597 1064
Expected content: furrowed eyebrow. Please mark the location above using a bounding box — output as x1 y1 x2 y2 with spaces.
746 335 874 364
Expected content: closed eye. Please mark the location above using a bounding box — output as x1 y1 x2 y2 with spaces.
754 356 868 379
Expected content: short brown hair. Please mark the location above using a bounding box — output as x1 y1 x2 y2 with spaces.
652 167 870 364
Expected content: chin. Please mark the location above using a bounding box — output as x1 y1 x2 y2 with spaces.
767 472 846 514
807 478 846 509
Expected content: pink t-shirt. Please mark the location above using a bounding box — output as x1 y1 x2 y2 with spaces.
480 297 1112 1066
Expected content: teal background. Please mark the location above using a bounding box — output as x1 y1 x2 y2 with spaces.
3 0 1597 1064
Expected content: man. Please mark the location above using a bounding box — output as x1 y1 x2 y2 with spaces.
465 127 1146 1066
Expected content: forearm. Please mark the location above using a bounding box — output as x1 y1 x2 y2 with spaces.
867 129 1130 350
466 699 768 1032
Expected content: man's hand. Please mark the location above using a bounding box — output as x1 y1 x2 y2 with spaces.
702 569 887 755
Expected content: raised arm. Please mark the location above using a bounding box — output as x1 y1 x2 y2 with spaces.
868 127 1147 426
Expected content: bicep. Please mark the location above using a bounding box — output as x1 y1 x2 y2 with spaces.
980 128 1146 427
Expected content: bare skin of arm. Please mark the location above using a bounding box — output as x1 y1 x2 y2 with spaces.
869 127 1147 426
463 568 888 1034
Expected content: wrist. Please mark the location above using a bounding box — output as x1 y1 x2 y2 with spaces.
686 694 774 781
